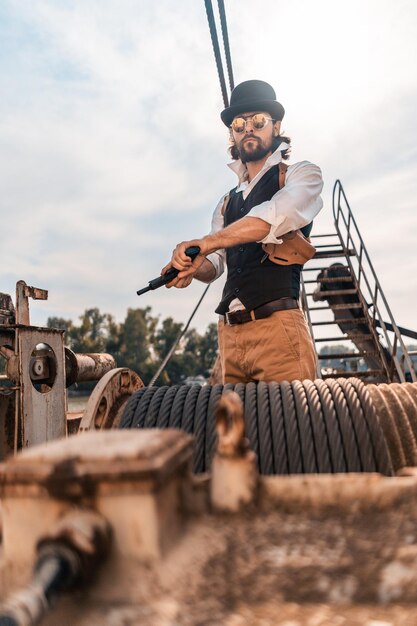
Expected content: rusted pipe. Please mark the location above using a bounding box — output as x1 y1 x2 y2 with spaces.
65 349 116 387
0 510 111 626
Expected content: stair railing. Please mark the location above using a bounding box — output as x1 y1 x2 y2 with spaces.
332 180 416 382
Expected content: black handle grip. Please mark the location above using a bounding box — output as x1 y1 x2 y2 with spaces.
137 246 201 296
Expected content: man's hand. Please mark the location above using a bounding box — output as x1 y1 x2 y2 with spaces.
161 239 208 288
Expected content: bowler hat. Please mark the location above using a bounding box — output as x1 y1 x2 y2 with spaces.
221 79 285 127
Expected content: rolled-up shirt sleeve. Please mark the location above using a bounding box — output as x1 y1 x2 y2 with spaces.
205 195 226 279
248 161 324 244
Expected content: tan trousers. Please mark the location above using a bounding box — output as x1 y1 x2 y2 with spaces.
218 308 318 384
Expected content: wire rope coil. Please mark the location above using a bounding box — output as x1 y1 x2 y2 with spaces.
120 379 400 476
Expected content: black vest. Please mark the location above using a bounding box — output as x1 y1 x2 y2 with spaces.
215 164 312 315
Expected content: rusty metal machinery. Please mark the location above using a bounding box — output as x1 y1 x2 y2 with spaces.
0 281 143 458
120 379 417 477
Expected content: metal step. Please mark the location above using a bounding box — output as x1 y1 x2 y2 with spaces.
303 276 353 284
318 351 378 360
313 249 355 259
306 288 358 297
310 234 338 239
322 369 386 380
311 318 368 326
315 335 374 342
302 265 350 273
309 303 364 311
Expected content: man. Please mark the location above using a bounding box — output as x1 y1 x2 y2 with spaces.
162 79 323 383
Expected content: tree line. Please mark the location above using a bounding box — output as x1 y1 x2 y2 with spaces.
47 307 218 386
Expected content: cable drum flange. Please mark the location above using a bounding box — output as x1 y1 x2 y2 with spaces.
280 381 303 474
205 383 225 472
302 379 333 473
291 380 317 473
337 379 376 472
169 384 190 429
132 387 158 428
257 381 274 475
144 386 169 428
347 378 393 476
314 379 347 473
119 387 147 429
378 383 417 467
326 379 362 472
268 382 288 474
193 384 212 473
156 385 180 428
181 383 202 434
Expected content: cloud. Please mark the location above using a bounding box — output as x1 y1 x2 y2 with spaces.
1 0 416 337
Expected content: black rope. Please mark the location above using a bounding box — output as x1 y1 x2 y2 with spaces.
257 381 274 474
368 383 405 472
121 380 396 476
204 0 230 107
292 380 317 473
303 380 333 473
347 378 393 476
268 382 288 474
217 0 234 91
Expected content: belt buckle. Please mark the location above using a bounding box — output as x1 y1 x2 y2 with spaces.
225 311 235 325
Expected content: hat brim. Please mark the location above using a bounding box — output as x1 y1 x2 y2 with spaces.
221 99 285 127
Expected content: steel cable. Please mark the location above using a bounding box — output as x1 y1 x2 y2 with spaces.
193 384 212 472
303 379 333 473
367 384 406 472
217 0 234 91
132 387 158 428
268 382 289 474
244 382 259 465
144 386 169 428
390 383 417 444
121 379 398 476
314 379 347 473
347 378 393 476
156 385 180 428
119 386 147 429
326 379 362 472
292 380 317 473
339 379 376 472
169 385 190 429
280 381 303 474
181 383 201 434
205 383 225 471
378 383 417 467
257 381 274 475
204 0 230 107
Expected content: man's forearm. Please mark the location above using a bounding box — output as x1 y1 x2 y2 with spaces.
194 258 216 283
203 216 270 254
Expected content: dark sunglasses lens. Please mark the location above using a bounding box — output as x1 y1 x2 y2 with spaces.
232 117 246 132
252 114 267 129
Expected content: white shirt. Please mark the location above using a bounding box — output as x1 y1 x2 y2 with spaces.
206 146 324 288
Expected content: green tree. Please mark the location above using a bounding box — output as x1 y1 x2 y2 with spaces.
117 307 158 383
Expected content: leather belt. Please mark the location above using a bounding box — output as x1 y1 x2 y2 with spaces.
224 298 299 326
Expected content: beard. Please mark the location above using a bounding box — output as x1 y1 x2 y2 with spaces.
236 135 273 163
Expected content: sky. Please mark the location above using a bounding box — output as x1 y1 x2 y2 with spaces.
1 0 417 337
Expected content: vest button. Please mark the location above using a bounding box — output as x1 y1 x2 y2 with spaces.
240 208 244 212
239 246 244 252
235 288 240 294
237 268 242 273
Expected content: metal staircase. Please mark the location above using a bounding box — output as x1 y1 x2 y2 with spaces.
301 180 417 383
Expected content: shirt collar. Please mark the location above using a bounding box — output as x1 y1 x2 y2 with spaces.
227 143 290 190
